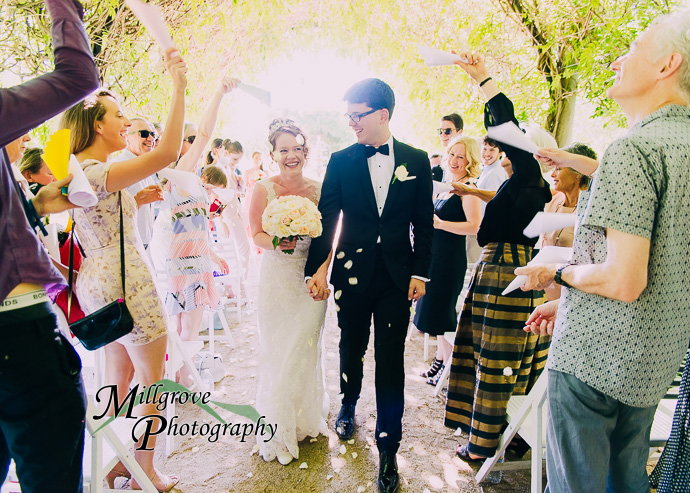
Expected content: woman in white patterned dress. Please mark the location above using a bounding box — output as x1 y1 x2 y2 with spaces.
248 119 329 465
59 48 186 491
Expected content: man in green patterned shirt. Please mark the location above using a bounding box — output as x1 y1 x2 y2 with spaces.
517 10 690 493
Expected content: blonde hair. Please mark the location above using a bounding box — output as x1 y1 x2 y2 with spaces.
446 135 481 179
268 118 309 160
59 89 117 155
201 166 228 188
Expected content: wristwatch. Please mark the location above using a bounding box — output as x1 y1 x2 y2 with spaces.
554 264 572 288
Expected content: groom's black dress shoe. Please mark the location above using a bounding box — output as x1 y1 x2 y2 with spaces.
377 451 399 493
335 404 356 440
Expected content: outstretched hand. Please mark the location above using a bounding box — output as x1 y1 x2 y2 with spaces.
218 76 240 94
164 47 188 90
524 300 559 336
450 181 475 196
534 148 599 176
452 52 489 83
32 174 78 215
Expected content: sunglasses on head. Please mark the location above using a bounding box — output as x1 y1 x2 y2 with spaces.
438 128 455 136
129 130 158 140
185 135 196 144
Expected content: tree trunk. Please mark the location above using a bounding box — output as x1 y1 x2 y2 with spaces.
546 73 579 147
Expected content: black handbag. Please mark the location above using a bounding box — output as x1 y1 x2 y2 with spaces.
68 192 134 350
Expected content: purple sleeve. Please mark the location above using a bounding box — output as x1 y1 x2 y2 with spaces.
0 0 99 147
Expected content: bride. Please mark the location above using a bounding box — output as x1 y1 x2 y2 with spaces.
248 119 329 465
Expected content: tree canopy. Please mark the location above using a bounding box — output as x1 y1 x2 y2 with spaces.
0 0 679 154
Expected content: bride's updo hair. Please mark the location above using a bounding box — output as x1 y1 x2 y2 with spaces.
268 118 309 160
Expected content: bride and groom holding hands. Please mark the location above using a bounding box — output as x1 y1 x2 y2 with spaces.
248 78 434 493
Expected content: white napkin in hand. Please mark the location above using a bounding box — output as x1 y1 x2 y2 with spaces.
125 0 175 50
523 212 577 238
432 181 454 196
237 82 271 106
158 168 206 197
501 246 573 295
417 45 469 66
487 122 540 155
66 154 98 207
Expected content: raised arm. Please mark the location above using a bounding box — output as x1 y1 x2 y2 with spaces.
453 52 543 183
105 49 187 192
0 0 99 147
176 77 239 173
535 148 599 176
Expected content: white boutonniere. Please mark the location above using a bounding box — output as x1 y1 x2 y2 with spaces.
391 163 416 184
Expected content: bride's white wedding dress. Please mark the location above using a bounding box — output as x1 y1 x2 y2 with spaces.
255 179 329 463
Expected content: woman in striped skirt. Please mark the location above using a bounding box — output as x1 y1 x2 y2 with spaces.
444 53 554 460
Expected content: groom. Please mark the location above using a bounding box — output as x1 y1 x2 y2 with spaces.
305 78 433 493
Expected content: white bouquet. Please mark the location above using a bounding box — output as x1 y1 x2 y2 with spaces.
261 195 323 254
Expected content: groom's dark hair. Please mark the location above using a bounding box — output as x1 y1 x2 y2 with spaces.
344 78 395 120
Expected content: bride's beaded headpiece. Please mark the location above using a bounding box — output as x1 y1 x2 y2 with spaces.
268 118 308 157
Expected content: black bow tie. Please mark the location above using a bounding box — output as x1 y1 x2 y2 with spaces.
364 144 389 158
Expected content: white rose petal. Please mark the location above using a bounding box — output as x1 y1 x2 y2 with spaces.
342 373 348 383
423 489 431 493
347 439 355 445
379 432 388 438
339 444 347 454
335 290 342 300
336 251 345 259
299 462 308 469
247 472 253 478
365 444 370 449
454 428 463 436
334 468 341 474
310 438 318 443
336 426 343 434
295 134 305 145
251 443 261 455
356 248 363 253
335 304 340 312
352 452 358 459
348 277 358 285
327 474 334 480
344 260 353 269
192 446 200 453
357 486 365 493
367 482 373 488
503 366 513 376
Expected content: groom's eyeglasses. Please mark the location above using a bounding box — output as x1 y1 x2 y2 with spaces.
345 108 379 123
128 130 158 140
438 128 455 136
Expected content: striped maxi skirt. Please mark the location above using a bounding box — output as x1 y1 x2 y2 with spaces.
444 242 550 457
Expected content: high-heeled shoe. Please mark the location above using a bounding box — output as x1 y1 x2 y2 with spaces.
105 464 131 488
420 358 444 378
130 471 179 492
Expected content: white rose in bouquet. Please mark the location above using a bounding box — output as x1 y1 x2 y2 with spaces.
262 195 323 254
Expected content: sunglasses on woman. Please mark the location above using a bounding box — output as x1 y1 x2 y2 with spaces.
438 128 456 136
185 135 196 144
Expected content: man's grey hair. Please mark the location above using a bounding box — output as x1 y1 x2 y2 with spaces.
129 117 152 127
651 9 690 102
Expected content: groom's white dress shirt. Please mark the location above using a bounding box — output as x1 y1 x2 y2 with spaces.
367 135 395 217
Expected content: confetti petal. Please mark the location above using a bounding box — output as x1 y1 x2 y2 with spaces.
192 446 199 453
454 428 463 436
299 462 308 469
342 373 348 383
251 444 261 455
344 260 353 269
367 482 373 488
327 474 334 480
356 248 363 253
348 277 358 285
357 486 365 493
347 439 355 444
351 452 358 459
379 432 388 438
247 472 253 478
310 438 318 443
503 366 513 376
336 251 345 259
335 290 342 300
339 445 347 454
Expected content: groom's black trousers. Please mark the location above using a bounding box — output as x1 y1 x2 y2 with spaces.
336 245 412 454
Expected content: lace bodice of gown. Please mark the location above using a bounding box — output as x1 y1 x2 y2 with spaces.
258 178 322 259
254 177 328 463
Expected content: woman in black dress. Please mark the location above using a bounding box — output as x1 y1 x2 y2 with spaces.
415 135 482 384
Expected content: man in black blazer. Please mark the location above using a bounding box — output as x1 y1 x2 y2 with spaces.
305 78 433 493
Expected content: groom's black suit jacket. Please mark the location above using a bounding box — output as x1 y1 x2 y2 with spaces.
305 139 434 293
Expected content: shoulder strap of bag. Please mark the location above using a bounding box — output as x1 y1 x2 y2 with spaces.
68 192 125 320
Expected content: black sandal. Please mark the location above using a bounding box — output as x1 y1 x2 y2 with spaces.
420 358 444 378
426 364 445 386
456 444 487 462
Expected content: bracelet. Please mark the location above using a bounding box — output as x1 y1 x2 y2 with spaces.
479 77 492 87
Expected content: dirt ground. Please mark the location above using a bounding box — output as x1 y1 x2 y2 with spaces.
150 258 538 493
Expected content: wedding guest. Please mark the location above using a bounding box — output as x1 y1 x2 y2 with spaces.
7 133 33 196
19 148 56 195
222 139 245 193
246 151 268 189
519 11 690 490
475 136 507 215
444 54 553 462
439 113 463 149
181 122 197 157
430 153 444 182
59 47 187 491
205 137 225 166
161 78 236 373
112 117 163 249
0 0 99 491
416 135 482 385
539 143 596 302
